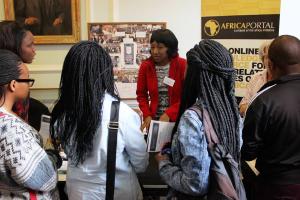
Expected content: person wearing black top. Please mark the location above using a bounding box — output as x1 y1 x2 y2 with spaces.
242 35 300 200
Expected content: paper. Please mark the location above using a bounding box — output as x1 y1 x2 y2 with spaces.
163 76 175 87
39 114 52 148
147 120 175 152
135 31 146 38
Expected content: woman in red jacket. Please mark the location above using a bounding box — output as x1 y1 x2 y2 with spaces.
136 29 186 131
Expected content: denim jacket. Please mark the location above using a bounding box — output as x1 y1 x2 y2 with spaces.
159 106 243 199
159 109 211 198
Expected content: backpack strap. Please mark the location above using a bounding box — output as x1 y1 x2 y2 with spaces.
190 106 219 146
106 101 120 200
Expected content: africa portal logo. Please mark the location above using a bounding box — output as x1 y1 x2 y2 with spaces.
204 19 220 37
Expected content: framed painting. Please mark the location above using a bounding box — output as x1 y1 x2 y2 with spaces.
88 22 166 99
3 0 80 44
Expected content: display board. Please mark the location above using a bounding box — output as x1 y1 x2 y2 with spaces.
201 0 281 96
88 22 166 99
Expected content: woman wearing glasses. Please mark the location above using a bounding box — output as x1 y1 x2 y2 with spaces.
0 21 36 121
0 49 61 199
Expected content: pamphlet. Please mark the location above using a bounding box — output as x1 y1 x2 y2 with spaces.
147 120 175 152
39 114 52 148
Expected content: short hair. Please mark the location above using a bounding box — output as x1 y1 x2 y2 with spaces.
150 29 178 58
268 35 300 68
0 21 28 57
0 49 22 105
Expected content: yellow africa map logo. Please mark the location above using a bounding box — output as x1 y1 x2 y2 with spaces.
204 19 220 36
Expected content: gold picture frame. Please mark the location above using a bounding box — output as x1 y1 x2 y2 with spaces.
3 0 80 44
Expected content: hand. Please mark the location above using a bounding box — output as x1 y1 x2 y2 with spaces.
141 116 152 132
239 103 248 118
53 17 63 26
159 113 170 122
25 17 39 25
162 142 171 151
45 149 63 169
155 152 169 162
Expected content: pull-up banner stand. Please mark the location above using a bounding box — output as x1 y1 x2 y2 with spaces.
201 0 281 96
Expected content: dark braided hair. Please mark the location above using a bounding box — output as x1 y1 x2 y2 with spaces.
50 41 119 165
174 39 240 162
0 49 22 106
0 21 28 57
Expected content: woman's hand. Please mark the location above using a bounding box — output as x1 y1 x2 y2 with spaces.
141 116 152 131
155 152 169 162
159 113 170 122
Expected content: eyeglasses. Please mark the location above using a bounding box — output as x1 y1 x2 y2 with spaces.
15 79 35 87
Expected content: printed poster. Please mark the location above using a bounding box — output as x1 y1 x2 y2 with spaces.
88 23 166 99
201 0 281 96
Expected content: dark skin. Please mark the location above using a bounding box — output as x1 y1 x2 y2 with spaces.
140 41 170 131
268 35 300 79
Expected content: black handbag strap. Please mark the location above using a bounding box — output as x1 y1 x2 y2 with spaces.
106 101 120 200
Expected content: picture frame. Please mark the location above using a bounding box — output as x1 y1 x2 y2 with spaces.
3 0 80 44
87 22 166 99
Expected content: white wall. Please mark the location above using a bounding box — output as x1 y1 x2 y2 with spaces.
116 0 201 58
279 0 300 39
89 0 113 22
88 0 300 58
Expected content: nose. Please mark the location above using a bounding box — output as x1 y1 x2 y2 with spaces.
32 45 36 55
152 47 159 54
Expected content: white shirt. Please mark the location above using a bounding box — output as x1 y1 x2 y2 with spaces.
66 93 149 200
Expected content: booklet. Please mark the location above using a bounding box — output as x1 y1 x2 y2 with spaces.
39 114 52 148
147 120 175 152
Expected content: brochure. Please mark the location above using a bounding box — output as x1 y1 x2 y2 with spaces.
147 120 175 152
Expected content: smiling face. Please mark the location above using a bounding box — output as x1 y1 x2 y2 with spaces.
20 31 36 63
150 41 169 66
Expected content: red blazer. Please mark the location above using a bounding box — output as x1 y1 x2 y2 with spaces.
136 56 186 122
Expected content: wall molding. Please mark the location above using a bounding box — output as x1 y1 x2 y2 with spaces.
29 64 62 89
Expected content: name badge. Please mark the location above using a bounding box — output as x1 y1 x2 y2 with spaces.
163 77 175 87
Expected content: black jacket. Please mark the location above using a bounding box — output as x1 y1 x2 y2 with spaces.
242 74 300 184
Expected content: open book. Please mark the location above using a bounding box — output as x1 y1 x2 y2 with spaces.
147 120 175 152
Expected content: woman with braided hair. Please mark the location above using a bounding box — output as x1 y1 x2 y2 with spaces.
156 39 241 199
50 41 148 200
